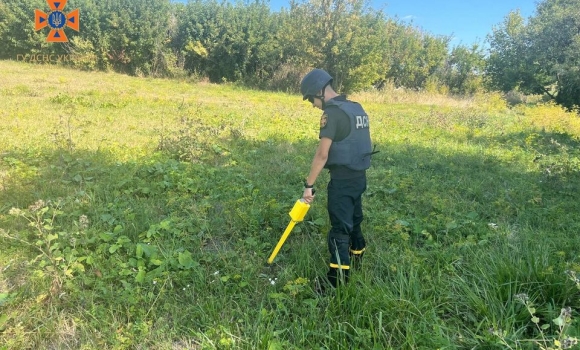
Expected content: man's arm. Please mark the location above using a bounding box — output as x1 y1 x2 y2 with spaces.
302 137 332 203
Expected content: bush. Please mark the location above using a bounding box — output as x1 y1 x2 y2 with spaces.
63 37 99 71
264 63 310 93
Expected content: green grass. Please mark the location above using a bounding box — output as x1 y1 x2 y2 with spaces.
1 60 580 349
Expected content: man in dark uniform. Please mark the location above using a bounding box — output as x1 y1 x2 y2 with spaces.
300 68 375 290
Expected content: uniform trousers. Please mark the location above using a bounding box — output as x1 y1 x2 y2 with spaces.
326 175 367 286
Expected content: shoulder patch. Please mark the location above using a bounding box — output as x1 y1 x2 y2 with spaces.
320 114 328 129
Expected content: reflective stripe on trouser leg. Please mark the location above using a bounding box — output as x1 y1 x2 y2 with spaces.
349 247 365 270
327 236 350 287
328 234 351 268
349 247 366 255
350 215 366 253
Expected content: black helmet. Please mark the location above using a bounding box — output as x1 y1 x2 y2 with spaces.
300 69 333 100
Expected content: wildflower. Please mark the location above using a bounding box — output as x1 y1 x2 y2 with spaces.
515 293 529 303
79 215 89 230
213 271 220 276
294 277 308 285
560 306 572 318
269 278 278 286
8 207 22 216
561 337 579 349
488 223 498 230
153 280 157 285
28 199 46 212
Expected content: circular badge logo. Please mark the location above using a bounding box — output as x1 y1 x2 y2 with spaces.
48 11 66 29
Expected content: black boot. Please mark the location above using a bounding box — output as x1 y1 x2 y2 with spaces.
327 267 350 287
314 268 350 295
314 276 333 295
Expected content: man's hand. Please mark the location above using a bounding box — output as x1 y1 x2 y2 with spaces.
302 187 315 204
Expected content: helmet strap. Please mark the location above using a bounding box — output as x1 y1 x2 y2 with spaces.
318 82 330 109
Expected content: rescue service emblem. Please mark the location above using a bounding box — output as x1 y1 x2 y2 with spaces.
320 114 328 128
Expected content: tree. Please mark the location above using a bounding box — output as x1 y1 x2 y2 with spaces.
96 0 171 75
530 0 580 109
279 0 388 93
171 0 282 84
442 43 486 94
486 1 580 110
64 0 108 71
383 22 450 90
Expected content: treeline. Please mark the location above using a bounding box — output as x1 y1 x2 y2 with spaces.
0 0 578 109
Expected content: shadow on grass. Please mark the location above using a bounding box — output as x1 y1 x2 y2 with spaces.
2 128 580 271
1 128 580 348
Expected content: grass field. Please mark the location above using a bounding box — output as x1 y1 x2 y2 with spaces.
1 60 580 349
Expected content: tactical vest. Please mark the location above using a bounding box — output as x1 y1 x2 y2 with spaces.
324 99 373 171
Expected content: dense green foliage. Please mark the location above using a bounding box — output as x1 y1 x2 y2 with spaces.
487 0 580 110
1 0 479 94
2 0 579 109
1 61 580 349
